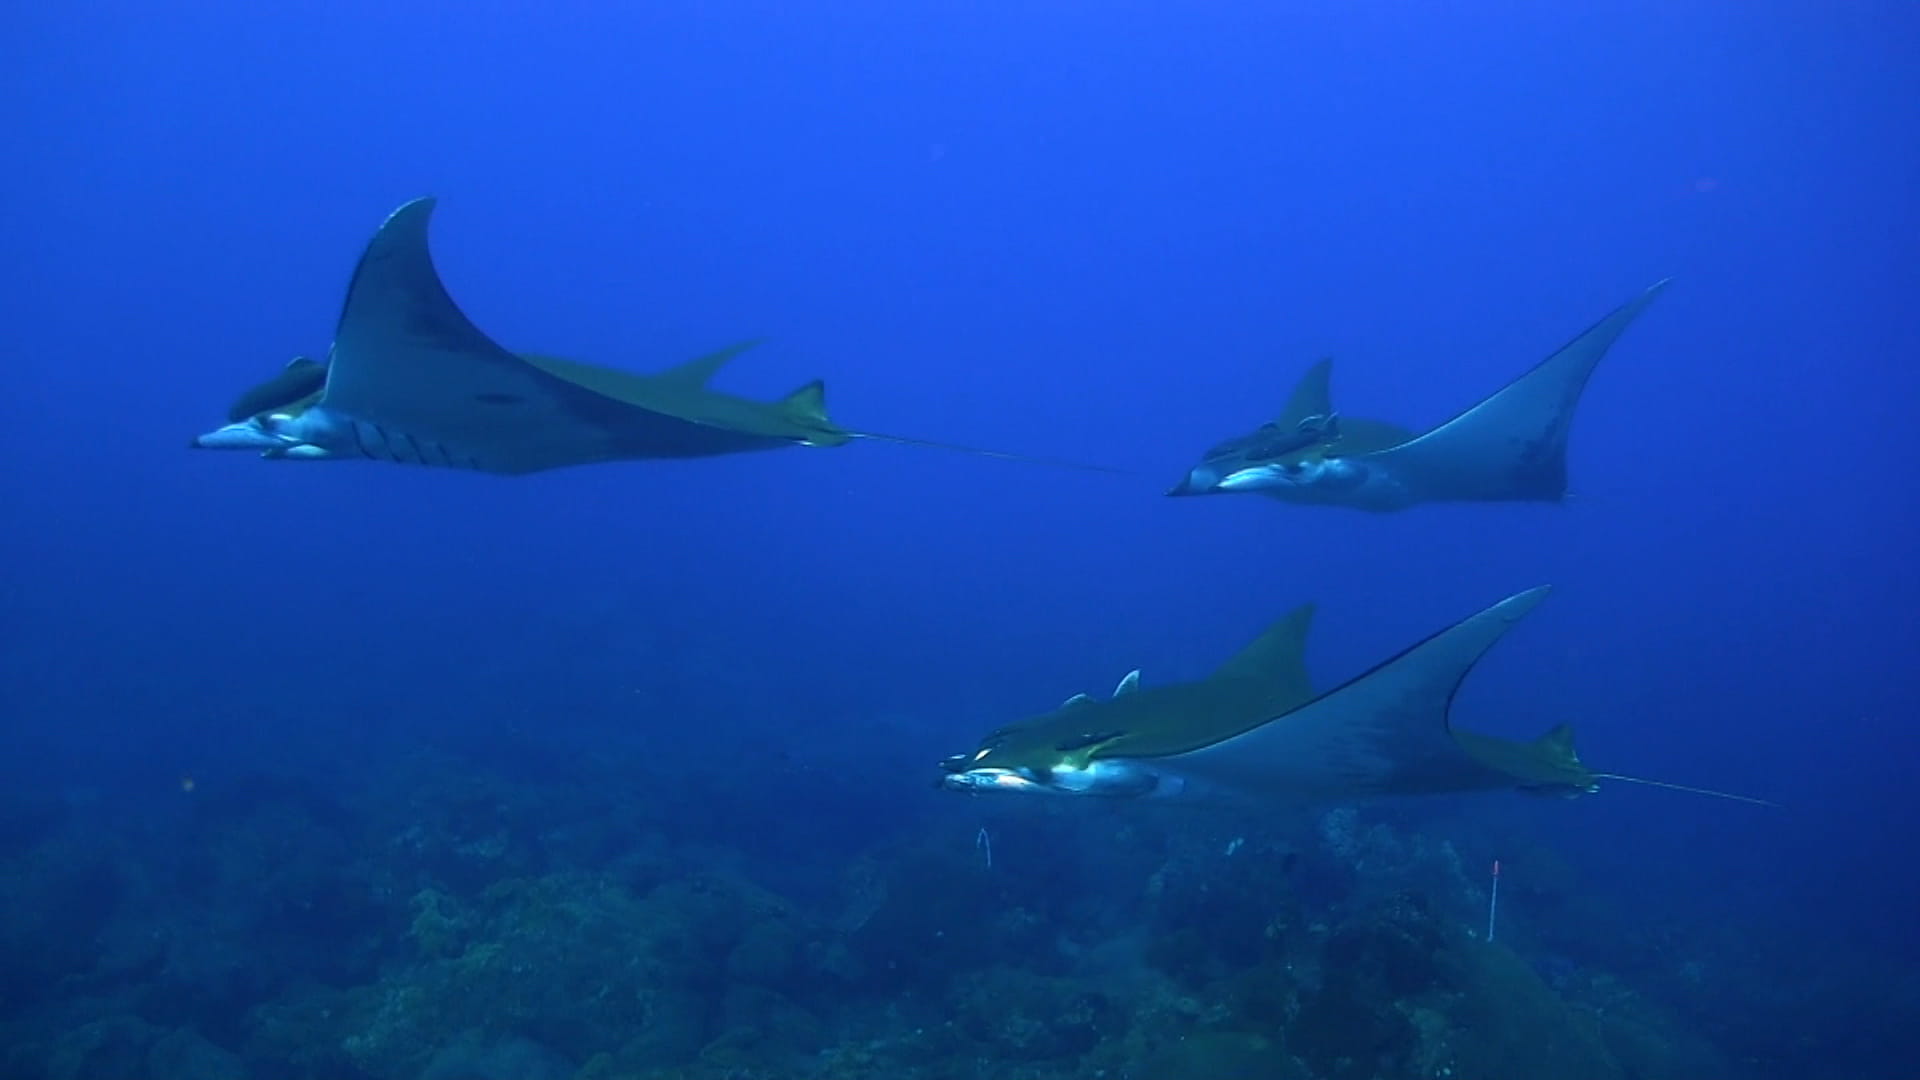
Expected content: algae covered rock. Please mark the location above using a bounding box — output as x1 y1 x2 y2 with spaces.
1290 892 1447 1079
1142 1031 1308 1080
1287 889 1633 1080
838 847 1020 993
1594 998 1731 1080
1419 942 1625 1080
339 873 713 1077
147 1027 247 1080
417 1031 573 1080
723 918 800 987
952 966 1121 1061
46 1015 162 1080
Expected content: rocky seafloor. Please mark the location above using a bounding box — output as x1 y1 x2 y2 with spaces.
1 734 1909 1080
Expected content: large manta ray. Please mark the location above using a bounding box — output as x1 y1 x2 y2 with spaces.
1166 280 1670 511
192 197 1120 476
938 587 1771 808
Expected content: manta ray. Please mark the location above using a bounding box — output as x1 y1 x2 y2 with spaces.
938 587 1771 808
1166 280 1671 511
192 197 1121 476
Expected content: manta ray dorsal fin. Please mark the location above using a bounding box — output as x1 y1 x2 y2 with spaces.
1159 587 1551 802
656 339 766 386
1274 358 1334 429
1112 670 1142 697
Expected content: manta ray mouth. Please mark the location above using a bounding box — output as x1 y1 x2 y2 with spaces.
937 768 1046 795
191 421 290 451
1215 465 1295 492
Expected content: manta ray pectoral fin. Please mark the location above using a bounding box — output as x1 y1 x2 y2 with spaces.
318 197 593 453
322 196 522 416
657 339 767 386
1113 670 1142 697
1273 358 1335 429
1453 720 1599 794
1362 279 1671 502
1208 602 1317 714
1454 714 1776 806
1157 587 1552 803
1061 692 1094 708
1322 417 1420 456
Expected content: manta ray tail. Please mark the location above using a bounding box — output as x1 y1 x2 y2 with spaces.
851 430 1136 475
766 381 1123 471
1367 279 1672 502
1526 717 1774 806
1591 772 1778 807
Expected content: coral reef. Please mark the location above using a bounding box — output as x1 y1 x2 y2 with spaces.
0 750 1892 1080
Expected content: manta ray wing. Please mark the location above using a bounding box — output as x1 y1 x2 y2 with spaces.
320 197 742 473
1356 280 1670 502
1150 587 1551 803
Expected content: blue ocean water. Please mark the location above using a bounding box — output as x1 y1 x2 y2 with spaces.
3 3 1916 1078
